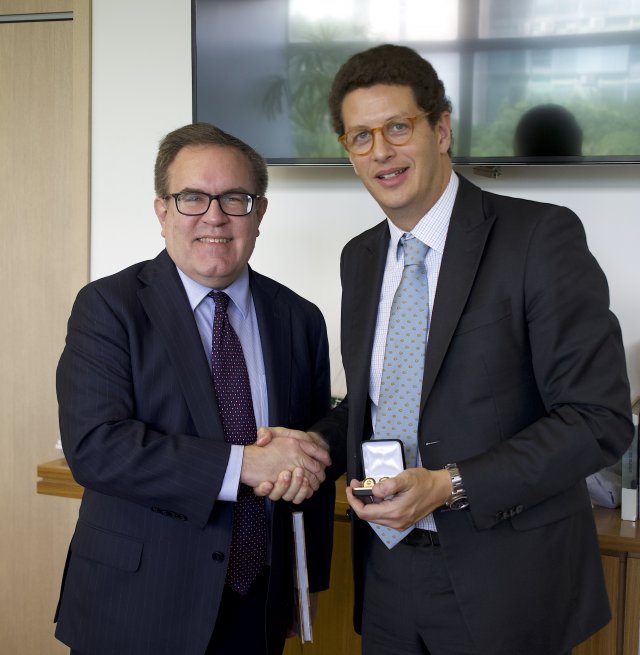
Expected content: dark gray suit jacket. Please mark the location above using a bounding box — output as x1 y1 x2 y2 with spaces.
55 250 334 655
316 175 633 654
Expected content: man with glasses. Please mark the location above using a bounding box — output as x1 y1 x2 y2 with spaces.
264 45 632 654
54 122 334 655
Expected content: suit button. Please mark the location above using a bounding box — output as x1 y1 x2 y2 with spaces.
212 551 225 562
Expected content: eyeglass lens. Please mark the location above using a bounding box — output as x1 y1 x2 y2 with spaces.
343 115 424 154
176 192 253 216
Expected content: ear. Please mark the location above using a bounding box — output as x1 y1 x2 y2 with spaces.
255 196 268 235
348 153 361 178
154 197 168 238
436 112 452 154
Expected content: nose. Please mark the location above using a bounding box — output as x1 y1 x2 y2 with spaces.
200 198 230 225
370 127 394 160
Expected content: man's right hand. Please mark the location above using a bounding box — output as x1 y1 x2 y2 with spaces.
241 428 331 504
248 427 330 503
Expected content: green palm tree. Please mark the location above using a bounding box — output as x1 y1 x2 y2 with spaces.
262 21 367 158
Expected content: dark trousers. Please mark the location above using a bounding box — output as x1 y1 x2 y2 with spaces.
362 529 478 655
361 528 571 655
206 566 283 655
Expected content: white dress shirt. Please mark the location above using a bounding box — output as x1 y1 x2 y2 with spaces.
369 171 459 530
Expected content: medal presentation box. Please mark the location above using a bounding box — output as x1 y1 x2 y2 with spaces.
37 459 640 654
352 439 406 504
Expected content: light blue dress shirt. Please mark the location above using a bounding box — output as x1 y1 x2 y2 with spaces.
176 265 269 501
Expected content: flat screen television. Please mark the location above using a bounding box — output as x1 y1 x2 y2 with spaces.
192 0 640 166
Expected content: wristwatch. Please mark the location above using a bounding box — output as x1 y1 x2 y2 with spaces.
444 463 469 510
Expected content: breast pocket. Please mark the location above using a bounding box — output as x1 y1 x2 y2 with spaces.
454 299 512 336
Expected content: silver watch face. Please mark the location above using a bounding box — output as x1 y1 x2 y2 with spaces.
449 496 469 510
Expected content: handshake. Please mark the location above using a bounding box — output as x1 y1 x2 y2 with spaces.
240 426 331 504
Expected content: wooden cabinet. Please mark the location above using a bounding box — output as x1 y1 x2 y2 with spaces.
623 558 640 654
37 462 640 655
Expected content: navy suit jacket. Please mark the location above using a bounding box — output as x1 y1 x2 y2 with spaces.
315 175 633 654
55 250 334 655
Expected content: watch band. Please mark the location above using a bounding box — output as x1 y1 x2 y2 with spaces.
444 463 469 510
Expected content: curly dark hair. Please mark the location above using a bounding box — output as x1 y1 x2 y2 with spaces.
328 44 452 137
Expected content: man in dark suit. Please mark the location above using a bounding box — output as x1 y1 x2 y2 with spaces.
265 45 633 654
54 123 334 655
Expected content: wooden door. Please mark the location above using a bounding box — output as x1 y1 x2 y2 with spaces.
0 2 90 652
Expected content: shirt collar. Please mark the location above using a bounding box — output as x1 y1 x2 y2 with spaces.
387 171 459 259
176 265 251 319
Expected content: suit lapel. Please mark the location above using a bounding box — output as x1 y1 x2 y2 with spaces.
137 251 224 440
420 176 496 410
343 224 388 432
250 269 291 426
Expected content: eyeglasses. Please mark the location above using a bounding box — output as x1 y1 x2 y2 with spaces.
339 112 429 156
164 191 261 217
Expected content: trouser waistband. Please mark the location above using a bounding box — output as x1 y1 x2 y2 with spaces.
401 529 440 547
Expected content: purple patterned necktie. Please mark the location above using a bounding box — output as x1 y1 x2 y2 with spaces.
209 291 266 594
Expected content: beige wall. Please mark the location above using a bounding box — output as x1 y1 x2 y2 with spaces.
0 1 90 652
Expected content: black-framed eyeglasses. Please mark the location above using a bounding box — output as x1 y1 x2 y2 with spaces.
339 112 430 156
164 191 261 216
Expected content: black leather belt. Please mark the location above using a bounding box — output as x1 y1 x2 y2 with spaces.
401 529 440 547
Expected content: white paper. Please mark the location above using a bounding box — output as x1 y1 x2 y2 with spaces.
292 511 313 643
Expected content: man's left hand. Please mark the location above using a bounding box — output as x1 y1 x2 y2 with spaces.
345 467 452 530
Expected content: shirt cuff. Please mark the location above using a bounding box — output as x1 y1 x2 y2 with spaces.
218 444 244 501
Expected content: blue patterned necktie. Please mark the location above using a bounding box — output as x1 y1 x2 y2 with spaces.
371 235 430 548
209 291 266 594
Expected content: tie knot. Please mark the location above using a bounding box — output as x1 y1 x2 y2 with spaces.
401 235 428 266
208 291 230 312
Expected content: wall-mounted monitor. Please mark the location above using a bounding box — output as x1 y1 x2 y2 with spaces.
193 0 640 166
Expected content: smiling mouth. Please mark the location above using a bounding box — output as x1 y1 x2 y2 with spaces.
198 237 230 244
377 167 408 180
